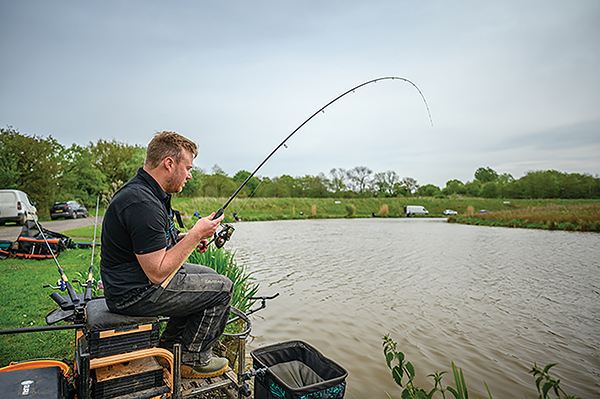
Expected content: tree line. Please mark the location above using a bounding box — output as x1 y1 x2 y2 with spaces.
2 127 599 217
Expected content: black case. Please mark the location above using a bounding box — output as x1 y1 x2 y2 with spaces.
0 366 65 399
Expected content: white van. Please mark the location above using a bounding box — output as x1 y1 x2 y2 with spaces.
404 205 429 217
0 189 38 225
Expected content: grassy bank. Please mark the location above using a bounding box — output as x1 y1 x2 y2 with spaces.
0 249 100 365
170 196 600 232
449 203 600 232
0 242 256 367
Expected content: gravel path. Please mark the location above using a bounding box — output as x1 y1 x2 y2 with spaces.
0 217 103 241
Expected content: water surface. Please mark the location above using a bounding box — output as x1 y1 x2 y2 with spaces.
228 219 600 398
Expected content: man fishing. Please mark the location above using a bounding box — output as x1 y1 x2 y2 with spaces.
100 131 232 378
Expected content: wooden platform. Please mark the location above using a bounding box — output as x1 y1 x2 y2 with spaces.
179 367 238 398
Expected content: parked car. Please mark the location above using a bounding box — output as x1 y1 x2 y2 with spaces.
50 201 89 220
0 189 38 225
478 209 490 213
404 205 429 217
443 209 458 215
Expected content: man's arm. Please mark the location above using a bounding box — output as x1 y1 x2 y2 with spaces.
136 212 223 284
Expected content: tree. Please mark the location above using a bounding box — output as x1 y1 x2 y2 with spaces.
474 166 499 183
443 179 467 196
57 144 108 206
400 177 419 195
480 181 500 198
202 165 236 197
418 184 441 197
346 166 373 194
89 139 145 186
371 170 401 197
329 168 348 193
464 180 482 197
296 173 330 198
233 170 261 197
0 126 63 215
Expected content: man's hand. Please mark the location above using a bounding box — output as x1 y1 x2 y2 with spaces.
136 212 224 284
196 239 210 254
189 212 224 241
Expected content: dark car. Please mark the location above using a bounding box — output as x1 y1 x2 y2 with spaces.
50 201 89 220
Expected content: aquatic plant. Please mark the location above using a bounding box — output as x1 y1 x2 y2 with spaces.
383 335 580 399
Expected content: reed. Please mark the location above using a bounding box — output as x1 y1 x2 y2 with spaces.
186 245 259 313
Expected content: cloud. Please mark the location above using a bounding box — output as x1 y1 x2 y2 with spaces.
1 0 599 189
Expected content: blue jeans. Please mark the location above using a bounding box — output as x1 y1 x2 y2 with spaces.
111 263 233 366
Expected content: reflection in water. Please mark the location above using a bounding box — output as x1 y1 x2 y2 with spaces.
228 219 600 398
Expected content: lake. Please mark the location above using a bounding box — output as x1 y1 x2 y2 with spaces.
227 218 600 398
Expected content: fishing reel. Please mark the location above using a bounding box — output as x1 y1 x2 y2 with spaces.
193 211 235 249
214 223 235 248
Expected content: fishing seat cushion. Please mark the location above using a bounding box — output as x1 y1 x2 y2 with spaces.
84 299 161 358
85 298 159 332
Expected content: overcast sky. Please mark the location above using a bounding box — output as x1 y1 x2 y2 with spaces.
1 1 599 188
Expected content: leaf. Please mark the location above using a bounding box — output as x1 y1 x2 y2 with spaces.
396 351 405 364
416 390 428 399
535 376 543 391
447 386 459 399
386 352 394 369
542 381 553 398
393 365 404 387
484 381 494 399
406 361 416 380
543 363 557 374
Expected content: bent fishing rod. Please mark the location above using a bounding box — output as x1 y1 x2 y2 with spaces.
199 76 433 248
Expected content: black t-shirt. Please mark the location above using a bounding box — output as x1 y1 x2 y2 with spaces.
100 168 180 307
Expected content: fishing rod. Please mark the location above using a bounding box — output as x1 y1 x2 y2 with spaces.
74 197 100 302
41 198 100 324
35 218 82 312
199 76 433 248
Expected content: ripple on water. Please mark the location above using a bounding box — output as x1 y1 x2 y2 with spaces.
230 219 600 398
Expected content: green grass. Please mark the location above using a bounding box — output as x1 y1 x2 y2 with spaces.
170 196 600 231
449 203 600 232
0 240 257 367
0 249 98 366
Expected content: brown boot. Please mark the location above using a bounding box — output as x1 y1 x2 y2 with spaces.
181 356 228 378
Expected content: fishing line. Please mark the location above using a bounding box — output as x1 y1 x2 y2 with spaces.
210 76 432 220
198 76 433 249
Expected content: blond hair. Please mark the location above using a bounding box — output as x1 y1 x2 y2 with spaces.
145 131 198 168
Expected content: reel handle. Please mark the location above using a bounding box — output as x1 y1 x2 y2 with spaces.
195 208 226 251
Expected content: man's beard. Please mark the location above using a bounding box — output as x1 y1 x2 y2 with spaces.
164 175 183 193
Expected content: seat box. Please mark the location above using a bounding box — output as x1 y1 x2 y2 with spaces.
84 298 160 359
93 356 166 399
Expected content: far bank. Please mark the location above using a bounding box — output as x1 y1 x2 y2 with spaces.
171 197 600 233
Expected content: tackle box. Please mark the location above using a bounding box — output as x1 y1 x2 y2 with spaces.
84 298 160 359
93 356 166 399
251 340 348 399
0 366 67 399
